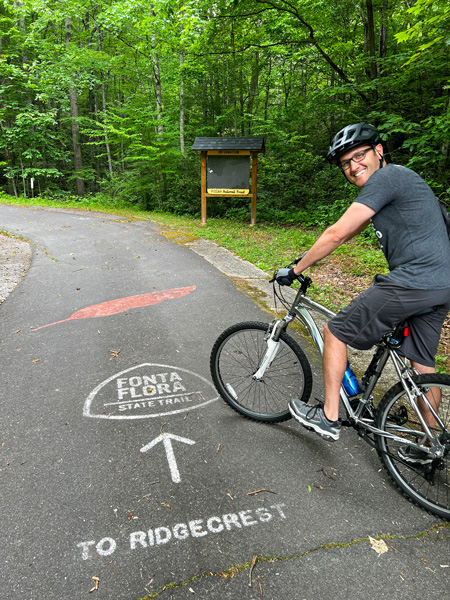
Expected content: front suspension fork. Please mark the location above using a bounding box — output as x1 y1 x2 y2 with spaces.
252 315 294 380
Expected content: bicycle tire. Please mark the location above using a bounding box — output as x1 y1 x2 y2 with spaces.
210 321 313 423
375 373 450 520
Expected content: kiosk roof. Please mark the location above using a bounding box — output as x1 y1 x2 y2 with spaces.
192 137 265 152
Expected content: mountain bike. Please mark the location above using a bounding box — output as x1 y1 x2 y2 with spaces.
210 259 450 520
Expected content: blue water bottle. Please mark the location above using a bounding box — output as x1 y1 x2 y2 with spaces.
342 361 360 396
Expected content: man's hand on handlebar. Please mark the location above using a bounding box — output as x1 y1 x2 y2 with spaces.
274 267 299 286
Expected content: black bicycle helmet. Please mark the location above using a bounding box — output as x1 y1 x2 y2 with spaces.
327 122 381 165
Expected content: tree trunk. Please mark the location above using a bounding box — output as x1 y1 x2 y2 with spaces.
151 6 165 205
231 23 238 135
0 31 17 197
16 1 28 64
264 57 272 122
239 63 244 135
379 0 389 64
179 52 185 155
245 52 259 135
360 0 378 100
151 20 163 138
101 81 113 177
69 88 85 195
366 0 377 79
65 18 85 196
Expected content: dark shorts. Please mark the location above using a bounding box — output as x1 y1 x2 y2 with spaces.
328 275 450 367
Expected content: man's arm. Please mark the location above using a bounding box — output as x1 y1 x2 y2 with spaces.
293 202 375 276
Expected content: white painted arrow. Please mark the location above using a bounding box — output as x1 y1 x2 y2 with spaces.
140 433 195 483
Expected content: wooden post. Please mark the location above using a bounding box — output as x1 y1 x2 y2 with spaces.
250 151 258 226
201 150 207 225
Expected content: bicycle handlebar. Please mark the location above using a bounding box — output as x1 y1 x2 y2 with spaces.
270 261 312 295
294 251 308 265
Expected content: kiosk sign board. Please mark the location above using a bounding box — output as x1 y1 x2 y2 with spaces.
192 137 265 225
207 151 250 195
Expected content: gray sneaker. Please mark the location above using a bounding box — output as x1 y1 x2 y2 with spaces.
398 445 433 465
289 399 340 442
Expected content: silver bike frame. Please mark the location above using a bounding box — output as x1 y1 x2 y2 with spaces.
257 285 445 455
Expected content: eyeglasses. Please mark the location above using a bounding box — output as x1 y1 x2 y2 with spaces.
339 147 374 171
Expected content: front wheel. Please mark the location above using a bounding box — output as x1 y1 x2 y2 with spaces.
375 374 450 520
210 321 313 423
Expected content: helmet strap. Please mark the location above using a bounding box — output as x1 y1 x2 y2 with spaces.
373 144 384 169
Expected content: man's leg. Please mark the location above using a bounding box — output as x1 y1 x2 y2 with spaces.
398 359 440 463
411 361 435 375
288 323 345 441
411 360 439 431
322 323 348 422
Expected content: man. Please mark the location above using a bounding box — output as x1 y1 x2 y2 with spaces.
276 122 450 455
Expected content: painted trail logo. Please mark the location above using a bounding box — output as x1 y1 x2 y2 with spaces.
84 363 218 420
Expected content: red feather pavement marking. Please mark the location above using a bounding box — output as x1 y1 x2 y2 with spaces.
32 286 196 331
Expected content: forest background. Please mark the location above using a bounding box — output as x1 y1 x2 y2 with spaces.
1 0 450 368
1 0 449 224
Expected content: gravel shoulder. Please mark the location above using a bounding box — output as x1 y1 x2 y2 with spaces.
0 233 32 305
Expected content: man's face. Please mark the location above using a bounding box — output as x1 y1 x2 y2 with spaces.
339 143 384 188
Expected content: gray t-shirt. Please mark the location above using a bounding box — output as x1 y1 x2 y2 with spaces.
354 164 450 289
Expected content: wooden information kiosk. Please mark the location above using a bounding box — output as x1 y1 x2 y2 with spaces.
192 137 265 225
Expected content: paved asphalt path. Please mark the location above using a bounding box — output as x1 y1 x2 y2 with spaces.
0 205 448 600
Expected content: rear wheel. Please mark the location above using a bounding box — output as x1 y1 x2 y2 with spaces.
210 321 312 423
375 374 450 519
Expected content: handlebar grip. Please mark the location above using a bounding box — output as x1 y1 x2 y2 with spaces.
293 251 308 265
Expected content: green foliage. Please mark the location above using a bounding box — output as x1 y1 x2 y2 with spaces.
395 0 450 65
1 0 449 211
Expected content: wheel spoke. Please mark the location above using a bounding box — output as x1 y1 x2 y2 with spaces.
376 374 450 519
210 322 312 423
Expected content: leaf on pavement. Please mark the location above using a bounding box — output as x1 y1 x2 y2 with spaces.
32 287 196 331
369 536 388 555
89 576 99 592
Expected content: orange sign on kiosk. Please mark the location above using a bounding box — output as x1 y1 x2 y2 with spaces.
192 137 265 225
